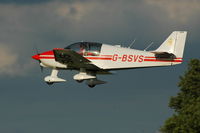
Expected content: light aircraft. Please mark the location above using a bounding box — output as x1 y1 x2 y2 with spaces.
32 31 187 87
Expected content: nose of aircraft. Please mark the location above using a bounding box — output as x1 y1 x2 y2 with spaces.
32 50 55 60
32 54 40 60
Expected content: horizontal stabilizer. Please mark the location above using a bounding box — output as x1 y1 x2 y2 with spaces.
151 51 175 59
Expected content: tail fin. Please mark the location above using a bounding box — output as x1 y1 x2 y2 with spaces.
156 31 187 58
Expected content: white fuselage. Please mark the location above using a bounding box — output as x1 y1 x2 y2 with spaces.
39 44 182 70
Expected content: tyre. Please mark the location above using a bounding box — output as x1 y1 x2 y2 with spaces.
88 85 95 88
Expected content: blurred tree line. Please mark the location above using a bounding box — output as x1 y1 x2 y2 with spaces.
160 59 200 133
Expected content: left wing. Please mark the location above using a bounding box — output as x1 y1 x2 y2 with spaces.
53 49 101 71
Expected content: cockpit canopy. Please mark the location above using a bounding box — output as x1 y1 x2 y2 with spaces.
65 42 102 56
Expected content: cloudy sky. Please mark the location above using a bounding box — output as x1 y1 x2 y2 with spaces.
0 0 199 133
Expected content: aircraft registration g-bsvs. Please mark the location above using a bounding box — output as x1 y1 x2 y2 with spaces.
32 31 187 87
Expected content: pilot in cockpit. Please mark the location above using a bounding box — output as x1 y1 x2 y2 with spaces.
79 44 86 55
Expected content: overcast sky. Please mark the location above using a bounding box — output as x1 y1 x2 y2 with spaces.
0 0 199 133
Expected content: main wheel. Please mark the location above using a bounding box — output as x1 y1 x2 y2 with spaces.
46 82 54 85
76 80 84 83
88 85 95 88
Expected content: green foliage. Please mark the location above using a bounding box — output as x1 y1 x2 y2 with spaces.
160 59 200 133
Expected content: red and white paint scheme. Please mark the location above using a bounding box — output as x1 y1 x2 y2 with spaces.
32 31 187 87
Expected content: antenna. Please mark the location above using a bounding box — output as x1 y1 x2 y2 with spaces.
128 39 136 48
144 42 154 51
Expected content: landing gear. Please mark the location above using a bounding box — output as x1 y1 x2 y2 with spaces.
46 82 54 85
88 84 95 88
44 68 66 85
86 78 107 88
76 80 84 83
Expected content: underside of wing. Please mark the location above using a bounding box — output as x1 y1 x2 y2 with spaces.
53 49 102 71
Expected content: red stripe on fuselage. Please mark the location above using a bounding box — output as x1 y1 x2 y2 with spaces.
85 57 112 60
144 56 182 62
38 50 55 59
39 57 55 59
144 59 182 62
145 56 182 59
40 50 54 55
100 55 113 57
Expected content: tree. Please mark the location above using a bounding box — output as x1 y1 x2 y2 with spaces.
160 59 200 133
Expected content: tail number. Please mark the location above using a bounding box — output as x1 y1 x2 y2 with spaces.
112 54 144 62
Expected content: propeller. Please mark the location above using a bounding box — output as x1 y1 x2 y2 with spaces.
33 47 43 73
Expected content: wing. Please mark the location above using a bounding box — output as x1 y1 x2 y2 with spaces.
53 49 101 70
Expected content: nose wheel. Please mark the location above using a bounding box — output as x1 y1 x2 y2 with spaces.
44 68 66 85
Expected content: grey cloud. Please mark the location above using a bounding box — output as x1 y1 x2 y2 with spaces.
145 0 200 24
0 0 52 4
0 44 18 75
0 43 35 76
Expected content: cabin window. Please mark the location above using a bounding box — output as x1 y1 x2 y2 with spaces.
65 42 102 56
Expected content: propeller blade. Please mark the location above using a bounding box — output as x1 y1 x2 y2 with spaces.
33 46 43 73
40 65 43 73
34 45 39 55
